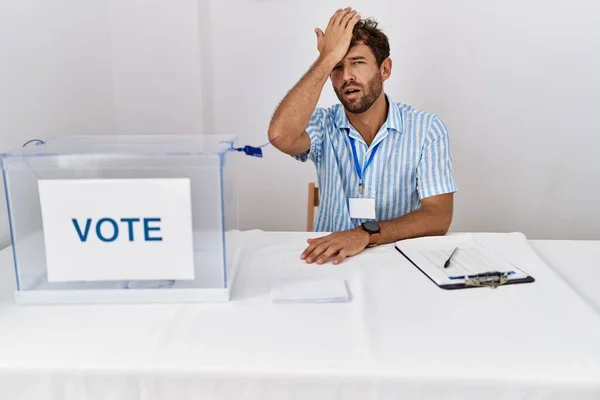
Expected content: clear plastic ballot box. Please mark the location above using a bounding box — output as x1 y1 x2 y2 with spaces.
0 135 242 304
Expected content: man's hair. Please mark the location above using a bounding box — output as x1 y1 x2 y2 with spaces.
350 18 390 66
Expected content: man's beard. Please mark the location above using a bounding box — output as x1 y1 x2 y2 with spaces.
334 73 383 114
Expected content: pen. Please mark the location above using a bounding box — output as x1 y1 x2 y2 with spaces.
443 247 458 269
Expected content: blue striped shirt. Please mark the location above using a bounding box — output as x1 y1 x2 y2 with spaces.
295 95 456 232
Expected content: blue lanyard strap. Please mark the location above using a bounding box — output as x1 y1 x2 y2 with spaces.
349 138 380 194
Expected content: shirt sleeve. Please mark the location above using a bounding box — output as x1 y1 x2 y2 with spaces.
292 108 327 165
416 115 457 200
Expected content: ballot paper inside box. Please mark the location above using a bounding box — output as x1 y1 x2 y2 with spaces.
0 135 242 304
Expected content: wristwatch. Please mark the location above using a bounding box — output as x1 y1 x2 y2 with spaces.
361 221 381 247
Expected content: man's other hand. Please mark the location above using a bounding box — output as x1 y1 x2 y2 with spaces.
301 228 370 265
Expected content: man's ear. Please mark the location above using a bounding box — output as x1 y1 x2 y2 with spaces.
381 57 392 81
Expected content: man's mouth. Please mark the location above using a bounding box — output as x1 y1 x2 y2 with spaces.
344 88 361 95
344 88 361 99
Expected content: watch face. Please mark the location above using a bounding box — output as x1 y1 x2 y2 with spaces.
363 221 380 233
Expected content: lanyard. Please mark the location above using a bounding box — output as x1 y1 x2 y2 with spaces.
349 138 381 195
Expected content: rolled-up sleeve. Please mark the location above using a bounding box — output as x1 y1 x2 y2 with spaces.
292 108 327 165
416 115 457 199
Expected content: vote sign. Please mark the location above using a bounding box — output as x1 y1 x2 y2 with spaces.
38 178 195 282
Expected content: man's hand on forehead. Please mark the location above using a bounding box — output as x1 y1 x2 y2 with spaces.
314 7 361 67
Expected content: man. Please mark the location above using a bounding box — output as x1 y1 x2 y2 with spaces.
267 7 456 265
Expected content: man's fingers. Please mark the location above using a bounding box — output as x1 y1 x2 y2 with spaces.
315 28 324 43
341 10 358 29
301 245 317 260
302 237 322 259
326 8 343 32
333 249 348 265
305 243 330 263
306 235 326 244
333 7 352 28
317 244 342 264
301 241 320 260
346 14 361 31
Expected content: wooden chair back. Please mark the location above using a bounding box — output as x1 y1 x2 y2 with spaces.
306 182 319 231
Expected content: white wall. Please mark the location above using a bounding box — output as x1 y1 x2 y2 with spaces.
106 0 205 134
0 1 113 247
208 0 600 239
1 0 599 244
0 0 205 248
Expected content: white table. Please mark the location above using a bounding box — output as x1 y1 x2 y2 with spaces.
0 231 600 400
530 240 600 313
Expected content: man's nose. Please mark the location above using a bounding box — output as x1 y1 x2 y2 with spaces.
342 66 355 83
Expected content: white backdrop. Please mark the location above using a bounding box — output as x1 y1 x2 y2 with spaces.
208 0 600 239
0 0 206 247
0 0 599 248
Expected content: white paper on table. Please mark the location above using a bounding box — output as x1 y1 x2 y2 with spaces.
270 278 350 303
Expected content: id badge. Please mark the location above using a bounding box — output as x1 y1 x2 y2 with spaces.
349 197 376 219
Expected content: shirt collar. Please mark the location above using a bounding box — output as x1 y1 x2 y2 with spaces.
334 94 403 135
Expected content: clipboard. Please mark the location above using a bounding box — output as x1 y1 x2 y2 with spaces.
394 235 535 290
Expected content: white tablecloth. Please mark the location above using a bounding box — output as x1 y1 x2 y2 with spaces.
530 240 600 313
1 231 600 400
